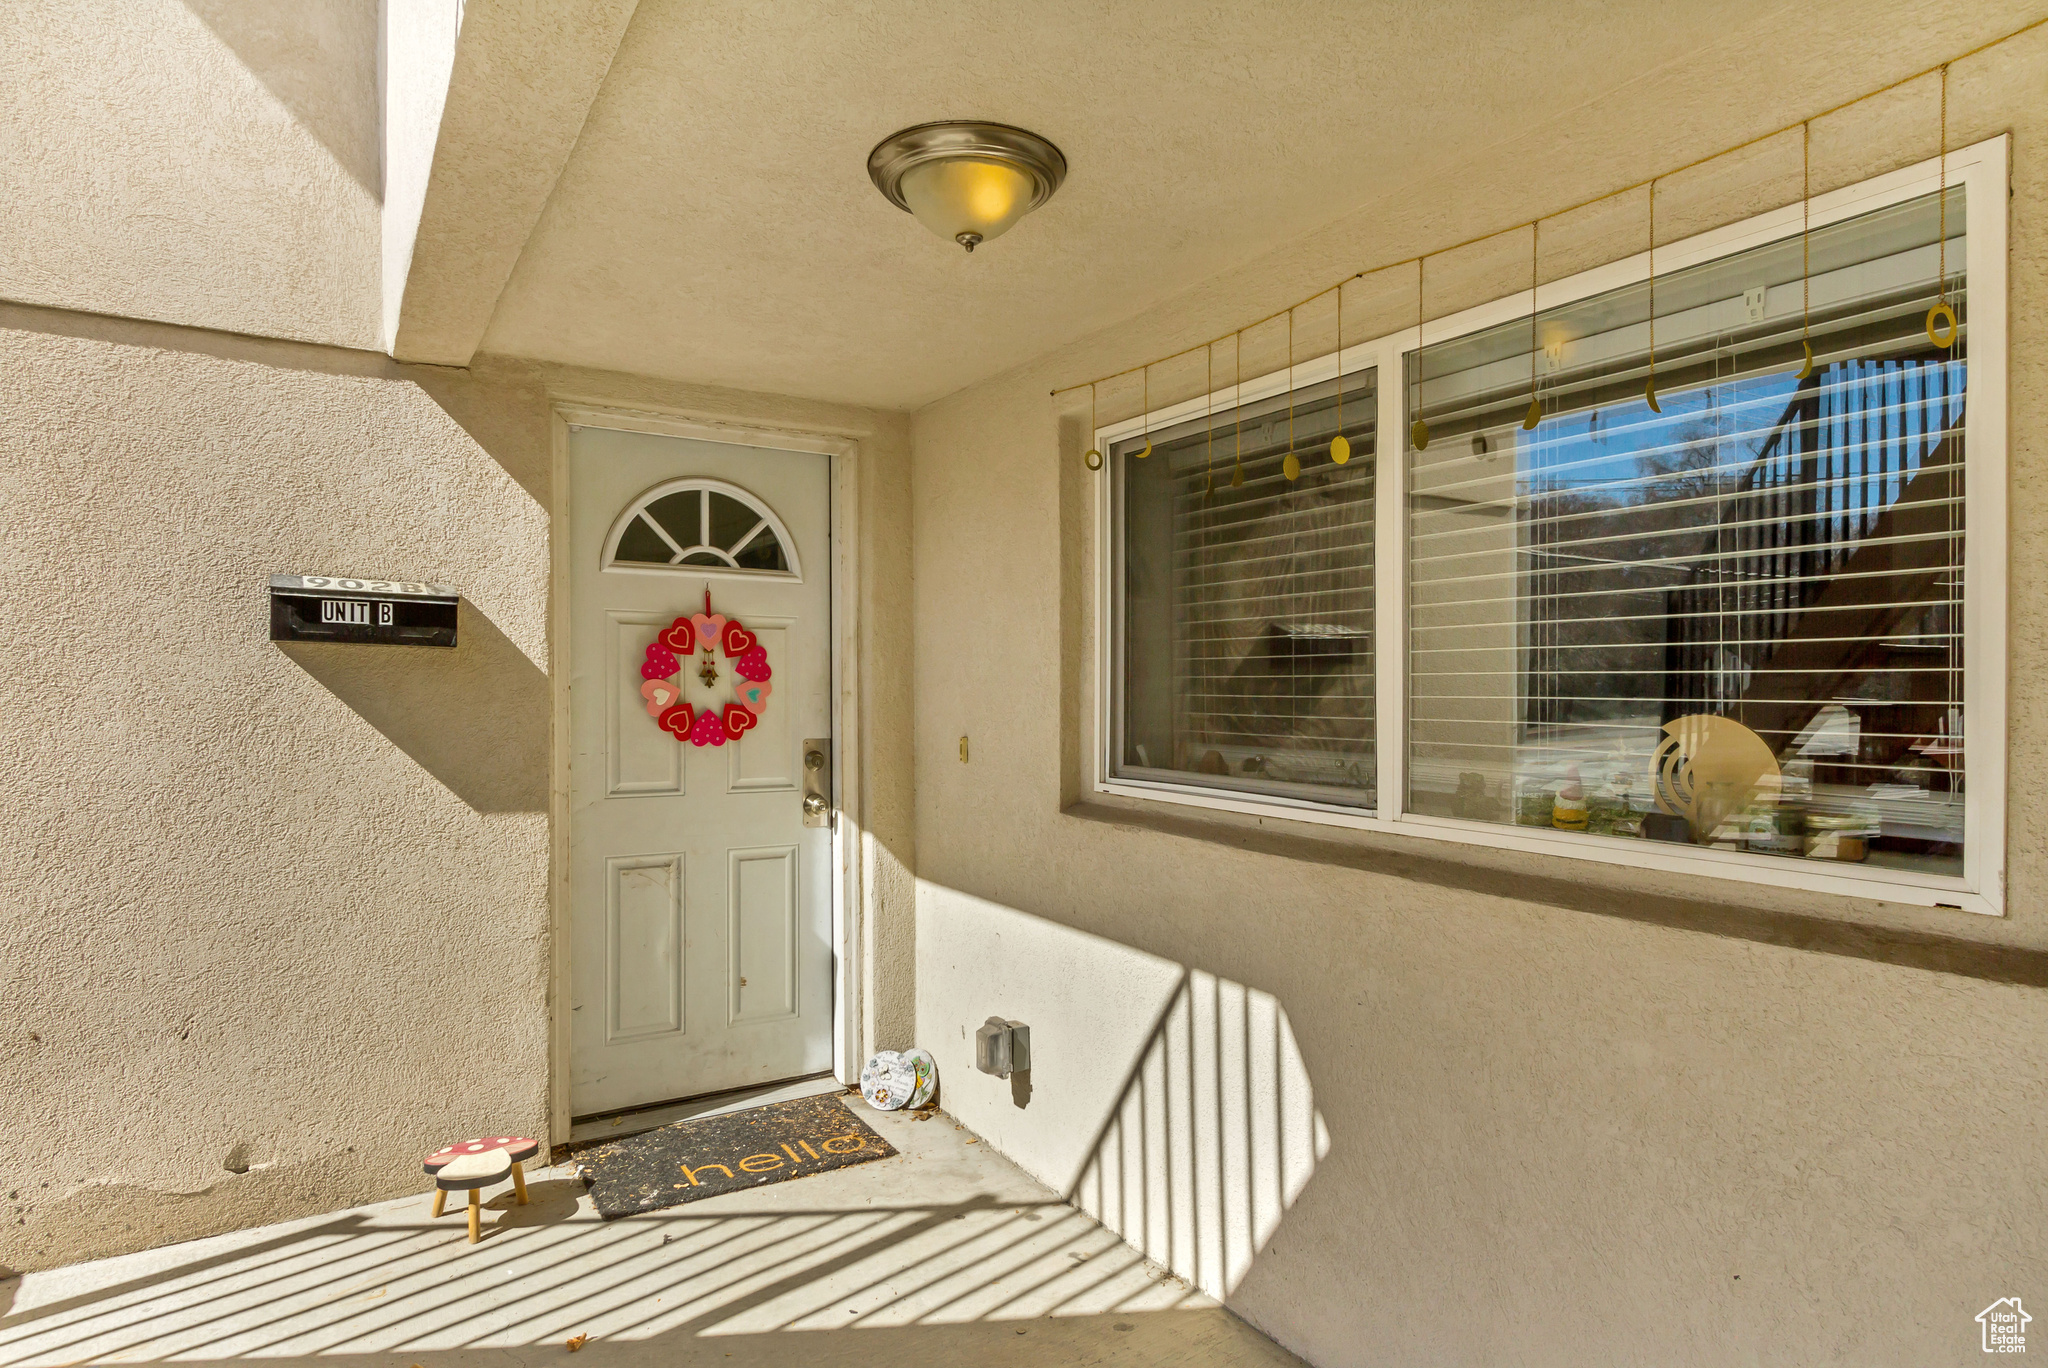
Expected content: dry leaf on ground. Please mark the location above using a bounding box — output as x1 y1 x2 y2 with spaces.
566 1334 588 1351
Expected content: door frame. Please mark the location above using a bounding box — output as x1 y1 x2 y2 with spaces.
547 398 867 1141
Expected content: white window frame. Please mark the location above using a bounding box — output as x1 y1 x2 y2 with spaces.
1094 136 2007 915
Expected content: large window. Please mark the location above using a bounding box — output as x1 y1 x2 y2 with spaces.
1098 143 2005 912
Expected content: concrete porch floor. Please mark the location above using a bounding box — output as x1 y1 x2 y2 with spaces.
0 1102 1304 1368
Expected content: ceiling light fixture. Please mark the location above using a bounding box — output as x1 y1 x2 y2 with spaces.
867 121 1067 253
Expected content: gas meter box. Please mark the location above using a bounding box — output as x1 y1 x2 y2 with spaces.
268 574 459 648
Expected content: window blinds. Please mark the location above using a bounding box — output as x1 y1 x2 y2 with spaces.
1117 372 1378 807
1406 187 1966 875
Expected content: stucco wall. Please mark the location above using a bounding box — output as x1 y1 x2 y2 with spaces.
912 30 2048 1368
0 0 382 351
0 305 914 1274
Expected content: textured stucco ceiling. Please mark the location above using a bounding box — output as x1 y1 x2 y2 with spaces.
476 0 2043 411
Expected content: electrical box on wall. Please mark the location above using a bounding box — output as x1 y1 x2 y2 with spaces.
268 575 459 648
975 1017 1030 1078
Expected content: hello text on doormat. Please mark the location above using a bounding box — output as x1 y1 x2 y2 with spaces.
579 1092 897 1218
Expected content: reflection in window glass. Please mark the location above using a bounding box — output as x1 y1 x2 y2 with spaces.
613 515 675 565
709 492 759 548
644 491 703 547
733 530 788 572
1406 187 1966 876
1117 370 1377 808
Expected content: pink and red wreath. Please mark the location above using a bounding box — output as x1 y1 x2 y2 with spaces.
639 591 773 746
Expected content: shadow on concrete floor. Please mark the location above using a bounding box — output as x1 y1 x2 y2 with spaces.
0 1115 1306 1368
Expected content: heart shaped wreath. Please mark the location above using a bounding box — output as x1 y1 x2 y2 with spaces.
638 591 773 747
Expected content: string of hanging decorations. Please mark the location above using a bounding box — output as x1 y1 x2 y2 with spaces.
1055 16 2031 457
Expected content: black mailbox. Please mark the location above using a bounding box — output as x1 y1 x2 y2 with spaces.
268 574 459 647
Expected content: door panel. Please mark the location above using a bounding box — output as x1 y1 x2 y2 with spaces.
730 845 800 1023
608 612 685 797
569 427 833 1116
608 854 683 1038
727 622 795 791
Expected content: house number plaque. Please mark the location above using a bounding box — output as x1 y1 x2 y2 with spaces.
268 574 460 647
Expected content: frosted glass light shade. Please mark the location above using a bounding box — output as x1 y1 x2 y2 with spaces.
900 158 1034 250
867 121 1066 253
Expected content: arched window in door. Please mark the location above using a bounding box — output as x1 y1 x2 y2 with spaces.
601 478 802 580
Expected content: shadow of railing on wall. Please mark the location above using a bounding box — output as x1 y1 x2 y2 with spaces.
1066 970 1328 1301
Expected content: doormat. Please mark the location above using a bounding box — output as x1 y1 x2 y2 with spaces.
577 1092 896 1219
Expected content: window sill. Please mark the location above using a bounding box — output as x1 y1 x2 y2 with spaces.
1099 776 1992 916
1067 791 2040 986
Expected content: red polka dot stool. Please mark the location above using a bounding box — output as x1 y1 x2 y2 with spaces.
423 1136 540 1242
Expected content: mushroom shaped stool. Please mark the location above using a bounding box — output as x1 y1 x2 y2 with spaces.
431 1150 509 1243
422 1135 540 1242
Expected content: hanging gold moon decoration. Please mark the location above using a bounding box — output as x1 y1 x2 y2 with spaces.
1795 340 1814 381
1521 397 1542 431
1330 433 1351 464
1926 301 1958 349
1644 377 1662 414
1083 447 1103 470
1411 417 1430 450
1230 463 1244 488
1283 451 1301 481
1134 439 1152 459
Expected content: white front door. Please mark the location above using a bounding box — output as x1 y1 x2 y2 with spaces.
568 424 834 1117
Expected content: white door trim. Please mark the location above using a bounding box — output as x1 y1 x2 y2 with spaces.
548 399 865 1143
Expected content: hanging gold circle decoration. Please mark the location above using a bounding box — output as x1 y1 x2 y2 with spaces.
1797 122 1815 382
1230 330 1245 488
1082 383 1104 471
1202 342 1216 500
1411 257 1431 451
1928 65 1956 353
1283 308 1300 482
1134 364 1154 458
1330 282 1349 466
1522 223 1543 434
1926 301 1958 349
1051 20 2048 451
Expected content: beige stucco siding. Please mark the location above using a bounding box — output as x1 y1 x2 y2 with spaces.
911 29 2048 1367
0 0 383 351
0 311 914 1273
